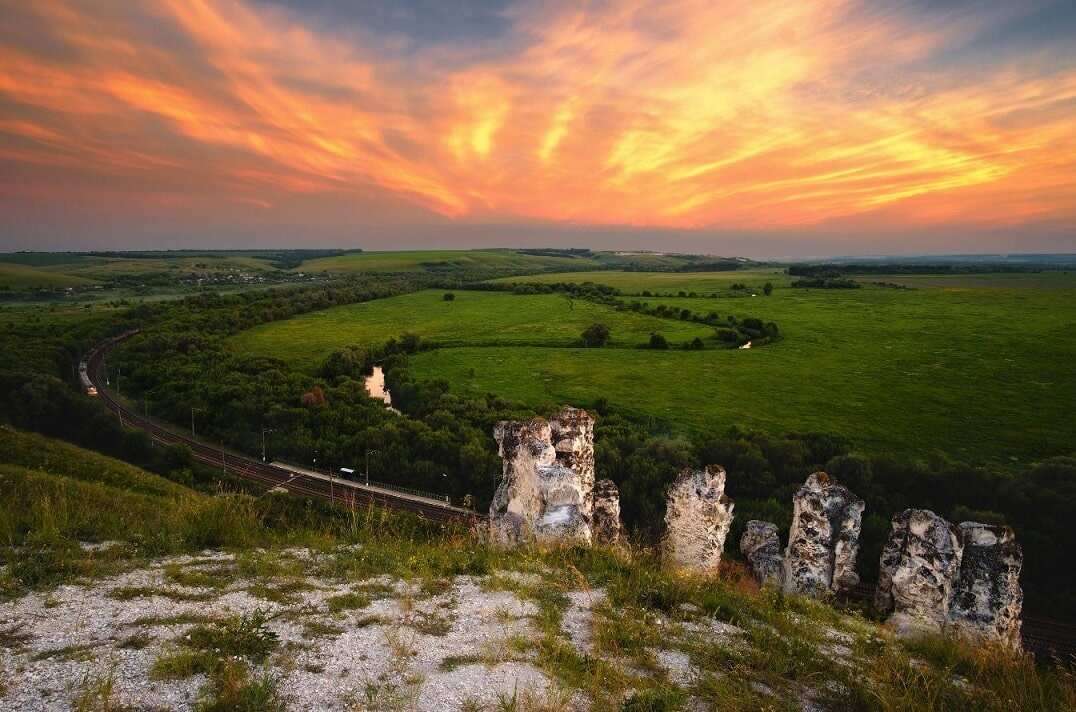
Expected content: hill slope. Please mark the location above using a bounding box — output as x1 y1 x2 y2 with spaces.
0 429 1070 711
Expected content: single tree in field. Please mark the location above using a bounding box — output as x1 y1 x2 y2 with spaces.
443 292 456 301
648 333 669 350
763 282 774 296
581 323 611 347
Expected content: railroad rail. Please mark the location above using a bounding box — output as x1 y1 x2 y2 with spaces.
85 332 476 524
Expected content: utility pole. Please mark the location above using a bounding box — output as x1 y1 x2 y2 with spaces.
261 427 274 462
365 449 379 486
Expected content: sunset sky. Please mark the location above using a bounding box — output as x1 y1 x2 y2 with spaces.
1 0 1075 256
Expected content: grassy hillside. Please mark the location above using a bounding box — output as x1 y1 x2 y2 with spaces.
0 263 99 290
0 427 1070 711
228 289 716 370
0 427 390 597
296 249 602 274
490 267 787 293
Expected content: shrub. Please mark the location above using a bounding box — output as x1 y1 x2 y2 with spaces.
581 323 611 348
443 293 455 302
647 333 668 350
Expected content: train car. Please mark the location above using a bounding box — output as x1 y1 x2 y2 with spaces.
78 361 97 396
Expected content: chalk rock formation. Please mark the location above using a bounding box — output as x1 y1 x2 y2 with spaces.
740 520 784 586
782 472 865 597
548 407 596 516
875 509 963 637
591 478 623 545
948 522 1023 649
489 408 595 546
663 465 734 572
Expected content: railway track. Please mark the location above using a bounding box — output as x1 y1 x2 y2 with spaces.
85 332 477 525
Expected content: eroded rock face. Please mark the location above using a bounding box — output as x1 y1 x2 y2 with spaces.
782 472 865 597
591 478 623 545
875 509 963 637
548 406 596 516
948 522 1023 649
490 408 595 546
663 465 734 572
740 520 783 586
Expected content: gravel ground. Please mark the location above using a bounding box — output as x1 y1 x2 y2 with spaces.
0 549 593 711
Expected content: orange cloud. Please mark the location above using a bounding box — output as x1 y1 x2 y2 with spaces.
0 0 1074 237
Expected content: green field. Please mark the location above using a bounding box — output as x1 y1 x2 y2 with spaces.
413 272 1076 464
0 262 99 290
296 249 601 274
454 273 1075 464
490 267 787 293
218 269 1076 465
229 289 715 369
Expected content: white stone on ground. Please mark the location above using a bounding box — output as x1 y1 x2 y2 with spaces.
561 588 606 653
0 551 593 711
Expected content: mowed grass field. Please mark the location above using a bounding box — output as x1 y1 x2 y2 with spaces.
228 289 715 369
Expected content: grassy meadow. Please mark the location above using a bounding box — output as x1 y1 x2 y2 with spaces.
295 249 602 274
230 269 1076 466
0 262 99 290
228 289 716 369
490 267 789 293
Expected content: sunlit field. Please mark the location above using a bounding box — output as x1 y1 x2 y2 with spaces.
295 249 601 274
229 289 716 369
428 272 1075 465
227 270 1076 466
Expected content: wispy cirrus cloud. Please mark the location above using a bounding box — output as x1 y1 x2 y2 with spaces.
0 0 1074 250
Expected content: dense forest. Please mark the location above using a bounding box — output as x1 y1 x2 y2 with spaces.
1 274 1074 621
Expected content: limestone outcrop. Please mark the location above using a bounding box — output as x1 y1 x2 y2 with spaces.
591 478 623 545
740 520 783 586
489 408 597 546
548 407 596 517
875 509 963 637
782 472 864 597
663 465 734 572
947 522 1023 649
